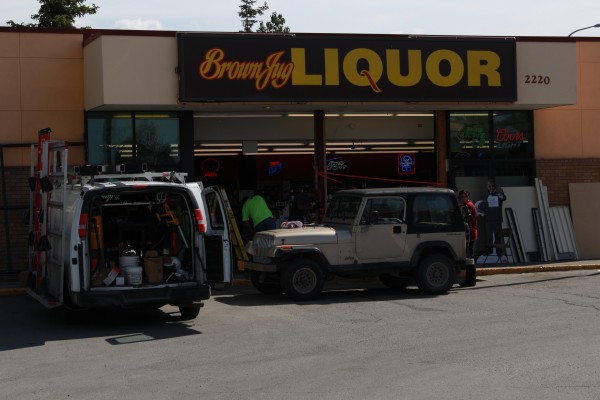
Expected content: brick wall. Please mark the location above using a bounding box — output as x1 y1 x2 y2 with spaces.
536 159 600 206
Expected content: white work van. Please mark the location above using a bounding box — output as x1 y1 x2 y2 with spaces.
27 133 232 319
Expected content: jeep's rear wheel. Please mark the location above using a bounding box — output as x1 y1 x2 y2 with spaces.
379 274 412 290
281 259 324 301
415 254 455 294
249 271 282 294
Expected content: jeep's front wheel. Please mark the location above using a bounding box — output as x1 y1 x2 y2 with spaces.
281 259 324 301
415 254 455 295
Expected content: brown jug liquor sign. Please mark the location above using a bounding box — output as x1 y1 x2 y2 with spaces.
177 33 516 103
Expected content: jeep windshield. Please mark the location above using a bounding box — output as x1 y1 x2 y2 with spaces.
324 195 362 222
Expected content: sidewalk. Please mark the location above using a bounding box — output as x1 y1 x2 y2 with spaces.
476 259 600 276
3 260 599 297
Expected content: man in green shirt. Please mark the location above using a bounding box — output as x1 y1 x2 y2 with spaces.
242 193 276 234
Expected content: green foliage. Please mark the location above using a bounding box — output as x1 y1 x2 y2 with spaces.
238 0 269 32
6 0 99 28
238 0 290 33
256 12 290 33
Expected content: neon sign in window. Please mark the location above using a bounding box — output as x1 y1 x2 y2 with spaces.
398 153 416 175
267 161 284 176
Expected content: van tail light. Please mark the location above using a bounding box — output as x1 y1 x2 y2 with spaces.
194 209 206 233
78 213 88 238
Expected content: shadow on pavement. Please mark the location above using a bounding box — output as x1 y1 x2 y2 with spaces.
0 295 202 352
213 281 448 308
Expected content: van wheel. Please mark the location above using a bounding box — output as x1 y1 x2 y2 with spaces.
379 274 412 290
281 259 324 301
179 304 201 319
249 271 282 294
415 254 455 295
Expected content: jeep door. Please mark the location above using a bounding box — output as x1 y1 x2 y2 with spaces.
355 197 407 260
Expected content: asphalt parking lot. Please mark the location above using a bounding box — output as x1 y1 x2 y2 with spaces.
2 267 600 400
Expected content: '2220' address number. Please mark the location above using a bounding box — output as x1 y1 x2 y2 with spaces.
524 75 550 84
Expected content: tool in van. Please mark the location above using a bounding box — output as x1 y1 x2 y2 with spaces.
155 201 189 252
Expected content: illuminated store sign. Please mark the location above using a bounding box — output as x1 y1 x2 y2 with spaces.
398 153 416 175
495 128 526 149
326 157 348 171
201 158 220 178
267 160 284 176
178 34 516 102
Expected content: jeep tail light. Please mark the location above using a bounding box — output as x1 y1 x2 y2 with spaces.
194 209 206 233
78 213 88 238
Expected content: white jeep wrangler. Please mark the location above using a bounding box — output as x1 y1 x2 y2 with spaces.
243 187 468 301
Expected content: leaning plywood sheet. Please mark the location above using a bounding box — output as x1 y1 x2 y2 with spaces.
548 206 578 260
568 183 600 259
501 187 539 257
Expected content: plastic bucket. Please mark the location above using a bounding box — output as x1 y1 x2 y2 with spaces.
123 266 143 285
119 255 140 267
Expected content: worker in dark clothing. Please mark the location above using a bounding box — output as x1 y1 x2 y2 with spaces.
485 178 507 256
289 187 312 223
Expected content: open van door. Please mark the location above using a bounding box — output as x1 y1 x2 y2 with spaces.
27 136 68 309
199 186 232 285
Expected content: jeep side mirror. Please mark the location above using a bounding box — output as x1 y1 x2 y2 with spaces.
369 210 379 225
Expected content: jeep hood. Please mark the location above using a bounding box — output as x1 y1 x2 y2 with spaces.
257 226 342 245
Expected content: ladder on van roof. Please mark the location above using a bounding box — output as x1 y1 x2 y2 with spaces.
27 128 69 308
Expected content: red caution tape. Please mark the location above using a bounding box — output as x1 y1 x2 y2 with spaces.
318 171 442 187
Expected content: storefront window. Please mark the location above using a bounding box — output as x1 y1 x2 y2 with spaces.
86 112 180 169
87 112 133 165
448 110 535 188
492 111 533 159
449 112 491 160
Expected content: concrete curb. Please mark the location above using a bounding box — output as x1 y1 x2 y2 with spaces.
476 263 600 276
2 263 599 296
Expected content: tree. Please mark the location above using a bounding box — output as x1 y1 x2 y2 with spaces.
238 0 269 33
6 0 99 29
257 12 290 33
238 0 290 33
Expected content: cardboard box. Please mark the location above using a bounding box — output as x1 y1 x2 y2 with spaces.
144 257 163 284
145 250 159 257
91 269 106 287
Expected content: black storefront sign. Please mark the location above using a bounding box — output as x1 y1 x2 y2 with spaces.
178 33 516 103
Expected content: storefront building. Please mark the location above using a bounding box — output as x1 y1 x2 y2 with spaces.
1 27 599 274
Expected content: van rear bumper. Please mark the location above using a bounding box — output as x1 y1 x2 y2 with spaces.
71 283 211 309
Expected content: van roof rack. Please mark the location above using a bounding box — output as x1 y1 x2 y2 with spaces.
73 164 187 186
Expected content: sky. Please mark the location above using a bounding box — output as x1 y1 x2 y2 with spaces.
1 0 600 37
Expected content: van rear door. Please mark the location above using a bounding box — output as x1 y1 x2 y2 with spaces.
187 184 232 285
